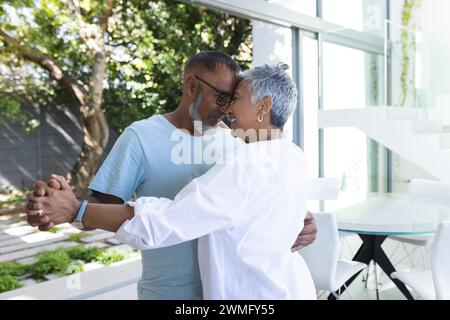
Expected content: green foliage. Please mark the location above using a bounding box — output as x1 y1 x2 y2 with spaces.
0 245 128 293
47 226 64 234
65 260 84 275
0 94 27 124
0 0 252 134
0 262 28 277
0 274 22 293
29 248 72 277
104 1 252 132
29 245 109 277
96 250 125 265
0 193 25 208
65 245 102 262
399 0 421 107
67 232 89 243
26 245 126 278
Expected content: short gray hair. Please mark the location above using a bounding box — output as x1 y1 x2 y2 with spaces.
240 63 297 129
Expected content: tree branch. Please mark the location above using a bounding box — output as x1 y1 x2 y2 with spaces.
99 0 115 32
0 29 87 106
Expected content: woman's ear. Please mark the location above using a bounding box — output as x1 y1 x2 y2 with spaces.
260 96 273 116
184 75 198 98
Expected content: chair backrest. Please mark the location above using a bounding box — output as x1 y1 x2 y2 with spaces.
409 178 450 208
299 212 339 291
432 221 450 300
306 177 340 201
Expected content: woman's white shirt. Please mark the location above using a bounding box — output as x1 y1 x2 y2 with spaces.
115 138 316 299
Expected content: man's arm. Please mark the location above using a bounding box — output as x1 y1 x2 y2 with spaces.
90 190 124 205
290 211 317 252
78 191 124 231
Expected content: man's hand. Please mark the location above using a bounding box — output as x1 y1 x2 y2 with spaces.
26 177 62 231
26 175 80 229
291 211 317 252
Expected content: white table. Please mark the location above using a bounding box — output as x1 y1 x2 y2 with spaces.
309 193 450 300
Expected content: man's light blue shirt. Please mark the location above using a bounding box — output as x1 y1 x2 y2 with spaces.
89 114 238 299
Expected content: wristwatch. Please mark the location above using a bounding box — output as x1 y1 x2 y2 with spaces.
72 200 88 230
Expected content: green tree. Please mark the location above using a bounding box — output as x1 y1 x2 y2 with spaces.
0 0 252 194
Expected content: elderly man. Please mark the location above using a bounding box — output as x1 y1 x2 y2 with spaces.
26 51 317 299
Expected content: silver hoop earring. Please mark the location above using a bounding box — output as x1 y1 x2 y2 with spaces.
257 114 264 123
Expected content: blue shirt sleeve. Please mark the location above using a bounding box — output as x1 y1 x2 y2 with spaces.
89 127 145 202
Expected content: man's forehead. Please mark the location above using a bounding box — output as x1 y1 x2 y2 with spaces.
198 66 238 94
234 80 249 94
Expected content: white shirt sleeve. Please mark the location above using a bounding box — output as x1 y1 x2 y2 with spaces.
115 158 251 250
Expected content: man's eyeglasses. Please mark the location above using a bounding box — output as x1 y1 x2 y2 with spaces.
194 75 233 107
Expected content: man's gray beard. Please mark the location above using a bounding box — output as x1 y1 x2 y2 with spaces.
189 92 217 136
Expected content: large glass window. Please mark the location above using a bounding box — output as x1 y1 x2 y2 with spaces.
323 42 384 109
322 42 385 199
302 35 319 179
322 0 387 37
323 127 368 192
253 1 390 199
322 126 387 211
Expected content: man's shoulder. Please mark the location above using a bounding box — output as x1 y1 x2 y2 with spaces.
122 114 174 142
109 115 166 152
126 115 163 133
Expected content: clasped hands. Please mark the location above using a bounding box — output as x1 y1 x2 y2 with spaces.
25 174 81 231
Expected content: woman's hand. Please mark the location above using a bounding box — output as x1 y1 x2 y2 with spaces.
26 174 81 226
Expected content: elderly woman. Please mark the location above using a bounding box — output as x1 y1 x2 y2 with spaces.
28 63 316 300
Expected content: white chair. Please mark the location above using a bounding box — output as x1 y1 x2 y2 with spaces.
391 221 450 300
306 177 356 258
389 179 450 270
299 212 367 299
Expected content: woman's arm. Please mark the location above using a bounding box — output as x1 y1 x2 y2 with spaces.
115 159 251 249
29 158 250 250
